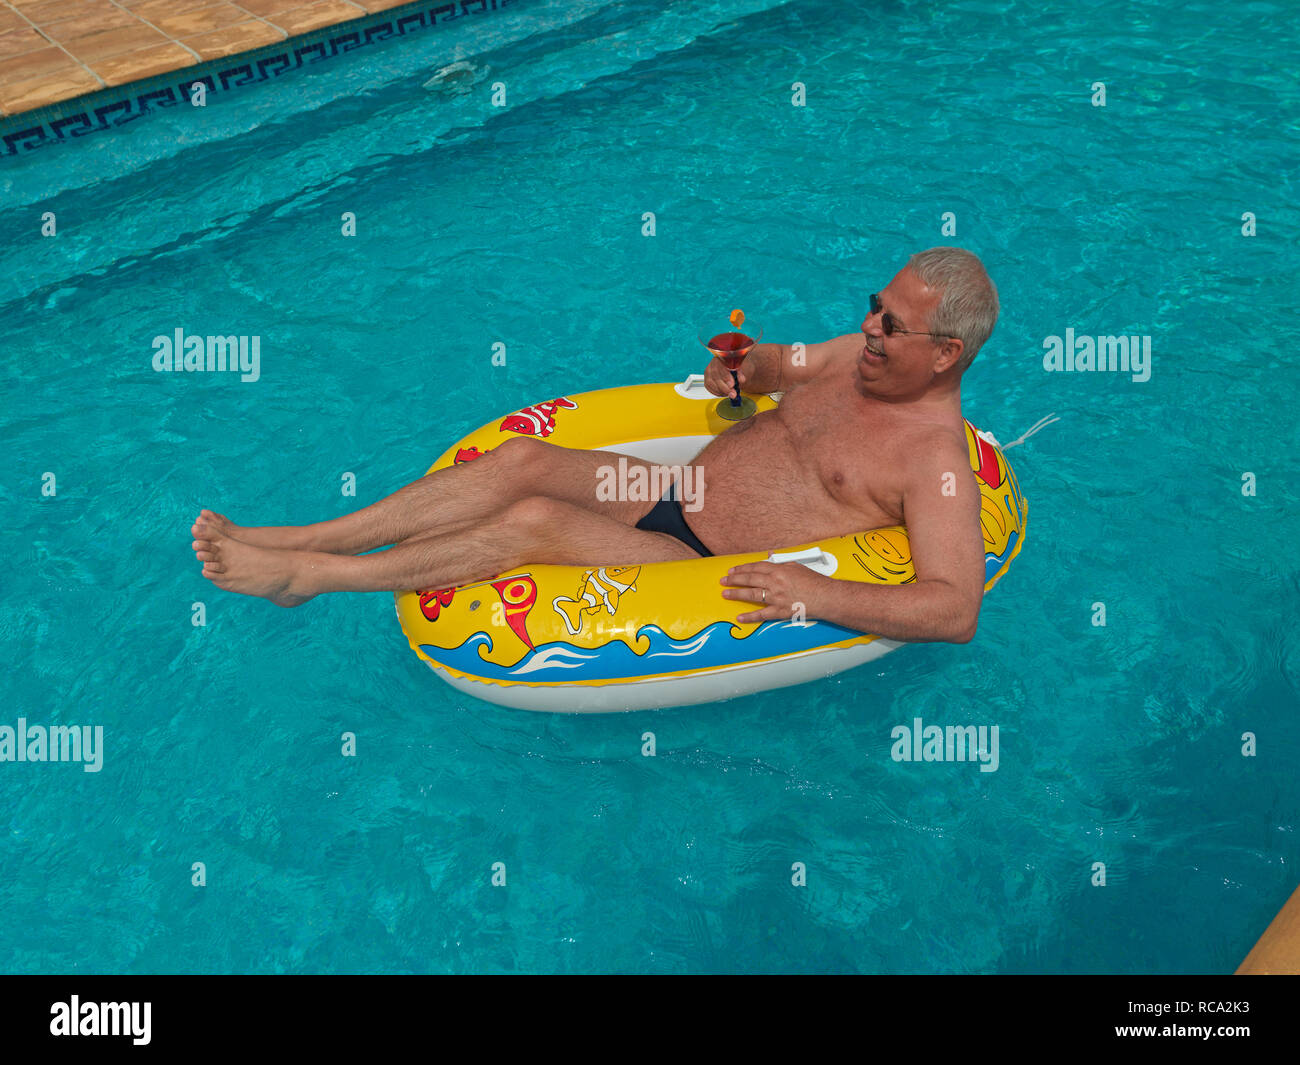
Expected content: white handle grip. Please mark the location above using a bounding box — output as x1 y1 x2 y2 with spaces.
674 373 714 400
767 546 838 576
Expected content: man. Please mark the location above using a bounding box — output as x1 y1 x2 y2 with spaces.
191 246 997 643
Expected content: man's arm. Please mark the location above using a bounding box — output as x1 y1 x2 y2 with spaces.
730 333 865 394
723 434 986 642
808 438 985 641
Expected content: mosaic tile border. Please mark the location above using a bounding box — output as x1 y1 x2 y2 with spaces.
0 0 517 158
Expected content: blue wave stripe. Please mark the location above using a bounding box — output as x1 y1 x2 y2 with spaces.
424 617 863 683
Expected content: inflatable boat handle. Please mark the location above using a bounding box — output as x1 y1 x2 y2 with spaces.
767 546 838 576
674 374 783 403
674 373 713 399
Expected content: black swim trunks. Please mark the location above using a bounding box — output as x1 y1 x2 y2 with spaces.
635 480 714 557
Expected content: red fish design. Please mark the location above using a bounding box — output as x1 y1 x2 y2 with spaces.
454 446 490 464
973 432 1003 489
418 587 455 622
491 576 538 649
499 397 578 438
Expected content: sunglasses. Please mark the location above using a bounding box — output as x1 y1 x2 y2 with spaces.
869 293 952 341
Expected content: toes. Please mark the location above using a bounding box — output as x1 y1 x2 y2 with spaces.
203 561 226 574
195 510 228 532
193 539 221 564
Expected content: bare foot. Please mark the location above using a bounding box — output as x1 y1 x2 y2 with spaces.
190 509 315 551
192 520 316 607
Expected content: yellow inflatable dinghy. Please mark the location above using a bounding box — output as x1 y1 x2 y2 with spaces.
394 375 1027 712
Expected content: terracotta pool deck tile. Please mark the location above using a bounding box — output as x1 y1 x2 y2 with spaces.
0 65 101 113
266 1 368 38
36 6 144 41
352 0 415 11
0 25 47 58
122 0 219 20
87 40 197 85
0 42 87 80
62 22 177 64
180 19 286 61
114 0 210 8
0 6 28 33
0 0 477 117
145 2 251 38
229 0 318 16
7 0 104 25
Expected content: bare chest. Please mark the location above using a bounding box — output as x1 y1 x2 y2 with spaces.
772 372 909 520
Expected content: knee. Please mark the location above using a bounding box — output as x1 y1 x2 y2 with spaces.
490 435 553 469
499 495 568 535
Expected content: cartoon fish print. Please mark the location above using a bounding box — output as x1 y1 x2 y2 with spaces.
418 587 456 621
551 566 641 636
499 397 578 438
491 575 538 650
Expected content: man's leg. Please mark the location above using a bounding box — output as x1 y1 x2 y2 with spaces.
193 438 666 555
192 495 700 607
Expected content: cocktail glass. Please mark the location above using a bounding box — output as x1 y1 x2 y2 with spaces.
699 320 762 421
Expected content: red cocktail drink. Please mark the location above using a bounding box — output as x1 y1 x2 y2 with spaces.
707 332 755 370
699 316 762 421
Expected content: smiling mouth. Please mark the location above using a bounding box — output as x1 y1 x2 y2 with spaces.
862 341 886 361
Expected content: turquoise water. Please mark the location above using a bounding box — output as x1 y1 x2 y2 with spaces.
2 0 1298 973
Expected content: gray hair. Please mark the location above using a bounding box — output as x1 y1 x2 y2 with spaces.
907 247 999 372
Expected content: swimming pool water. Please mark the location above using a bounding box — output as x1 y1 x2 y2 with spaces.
2 0 1297 973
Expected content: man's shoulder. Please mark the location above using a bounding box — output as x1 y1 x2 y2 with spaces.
898 416 973 487
789 333 864 387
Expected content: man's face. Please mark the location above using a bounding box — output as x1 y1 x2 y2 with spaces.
857 268 960 396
